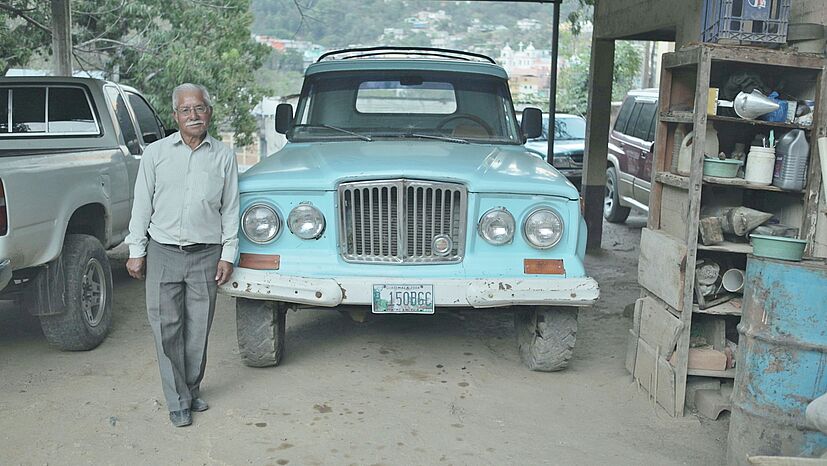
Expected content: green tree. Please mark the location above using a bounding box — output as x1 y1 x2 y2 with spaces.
1 0 268 145
0 1 51 74
558 41 643 115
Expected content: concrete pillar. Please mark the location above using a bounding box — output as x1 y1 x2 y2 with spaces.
581 37 614 251
51 0 72 76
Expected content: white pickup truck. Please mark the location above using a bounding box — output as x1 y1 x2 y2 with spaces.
0 77 167 350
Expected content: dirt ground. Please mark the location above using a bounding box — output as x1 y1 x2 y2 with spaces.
0 211 728 465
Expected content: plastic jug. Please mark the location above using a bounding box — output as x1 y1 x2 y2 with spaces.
676 124 718 176
773 129 810 191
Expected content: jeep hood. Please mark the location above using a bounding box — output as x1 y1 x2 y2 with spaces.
241 141 579 200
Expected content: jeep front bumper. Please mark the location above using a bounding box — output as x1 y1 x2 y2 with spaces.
219 268 599 308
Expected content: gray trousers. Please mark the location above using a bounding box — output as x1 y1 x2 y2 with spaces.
146 239 221 412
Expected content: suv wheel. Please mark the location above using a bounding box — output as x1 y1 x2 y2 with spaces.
514 306 578 371
40 234 113 350
603 167 631 223
236 298 286 367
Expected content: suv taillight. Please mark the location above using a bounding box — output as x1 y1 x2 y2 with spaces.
0 178 7 236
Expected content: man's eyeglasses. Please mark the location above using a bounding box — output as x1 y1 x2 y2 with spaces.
176 105 209 115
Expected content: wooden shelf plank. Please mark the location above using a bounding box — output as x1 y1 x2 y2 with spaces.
687 368 736 379
664 43 824 70
655 172 690 189
663 46 701 69
698 241 753 254
708 114 812 131
654 172 801 193
661 111 694 124
693 297 743 316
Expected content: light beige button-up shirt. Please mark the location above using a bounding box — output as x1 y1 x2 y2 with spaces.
125 131 239 263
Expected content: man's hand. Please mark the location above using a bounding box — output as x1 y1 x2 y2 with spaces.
216 260 233 286
126 257 146 280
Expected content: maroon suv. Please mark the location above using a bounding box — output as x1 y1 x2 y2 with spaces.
604 88 658 223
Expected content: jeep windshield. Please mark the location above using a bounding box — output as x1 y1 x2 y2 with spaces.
289 70 522 144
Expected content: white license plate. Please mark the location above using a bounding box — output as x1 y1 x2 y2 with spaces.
372 284 434 314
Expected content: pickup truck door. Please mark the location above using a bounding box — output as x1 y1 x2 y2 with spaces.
103 85 143 239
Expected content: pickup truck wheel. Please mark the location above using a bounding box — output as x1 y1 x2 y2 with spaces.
40 234 113 350
604 167 631 223
514 306 577 372
236 298 286 367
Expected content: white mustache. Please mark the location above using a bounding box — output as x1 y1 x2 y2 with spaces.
186 120 204 127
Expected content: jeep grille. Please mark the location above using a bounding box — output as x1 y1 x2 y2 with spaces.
338 180 467 264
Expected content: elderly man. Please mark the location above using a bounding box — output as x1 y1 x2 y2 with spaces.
125 83 239 427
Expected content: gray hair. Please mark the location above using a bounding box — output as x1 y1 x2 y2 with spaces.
172 83 213 110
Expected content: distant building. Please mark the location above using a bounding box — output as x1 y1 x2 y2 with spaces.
254 35 327 70
517 19 541 31
498 43 552 103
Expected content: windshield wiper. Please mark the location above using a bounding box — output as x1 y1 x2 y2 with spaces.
296 124 372 141
405 133 469 144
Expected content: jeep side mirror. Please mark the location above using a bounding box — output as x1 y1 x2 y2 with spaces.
142 132 159 144
275 103 294 134
164 128 178 137
521 107 542 140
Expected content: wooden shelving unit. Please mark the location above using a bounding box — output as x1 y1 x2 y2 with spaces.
629 43 827 416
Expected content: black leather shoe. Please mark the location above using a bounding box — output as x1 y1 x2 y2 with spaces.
169 409 192 427
191 398 209 412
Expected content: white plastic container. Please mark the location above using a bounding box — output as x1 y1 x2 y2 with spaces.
773 129 810 191
676 123 719 176
745 146 776 185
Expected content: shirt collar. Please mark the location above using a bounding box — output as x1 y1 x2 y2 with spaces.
171 130 213 149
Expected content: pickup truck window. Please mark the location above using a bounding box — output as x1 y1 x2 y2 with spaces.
12 87 46 133
49 87 98 134
126 92 163 144
0 86 100 136
104 87 141 155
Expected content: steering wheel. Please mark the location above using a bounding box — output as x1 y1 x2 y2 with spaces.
435 114 495 136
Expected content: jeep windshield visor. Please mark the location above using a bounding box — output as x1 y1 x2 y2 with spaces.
289 71 521 144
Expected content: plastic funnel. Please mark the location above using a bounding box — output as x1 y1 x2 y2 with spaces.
733 90 780 120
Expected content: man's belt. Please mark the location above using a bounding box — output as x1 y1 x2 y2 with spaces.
158 242 216 253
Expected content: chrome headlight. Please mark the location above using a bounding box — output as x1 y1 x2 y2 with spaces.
478 208 515 245
242 204 280 244
288 204 325 239
523 208 564 249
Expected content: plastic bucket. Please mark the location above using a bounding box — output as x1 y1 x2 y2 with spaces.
703 158 742 178
745 147 776 185
750 234 807 261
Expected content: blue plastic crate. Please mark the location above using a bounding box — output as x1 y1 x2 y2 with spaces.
702 0 790 44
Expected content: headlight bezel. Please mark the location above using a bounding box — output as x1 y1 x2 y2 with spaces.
477 207 516 245
288 203 326 240
241 203 282 244
522 207 565 249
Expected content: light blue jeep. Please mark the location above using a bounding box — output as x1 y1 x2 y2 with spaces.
220 48 599 371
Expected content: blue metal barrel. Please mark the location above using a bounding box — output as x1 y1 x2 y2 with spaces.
728 256 827 464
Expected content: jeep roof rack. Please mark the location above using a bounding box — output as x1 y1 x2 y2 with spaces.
316 47 496 64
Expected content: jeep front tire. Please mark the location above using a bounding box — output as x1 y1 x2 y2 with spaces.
236 298 286 367
514 306 578 372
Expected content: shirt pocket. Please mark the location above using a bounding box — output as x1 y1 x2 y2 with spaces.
188 171 224 207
